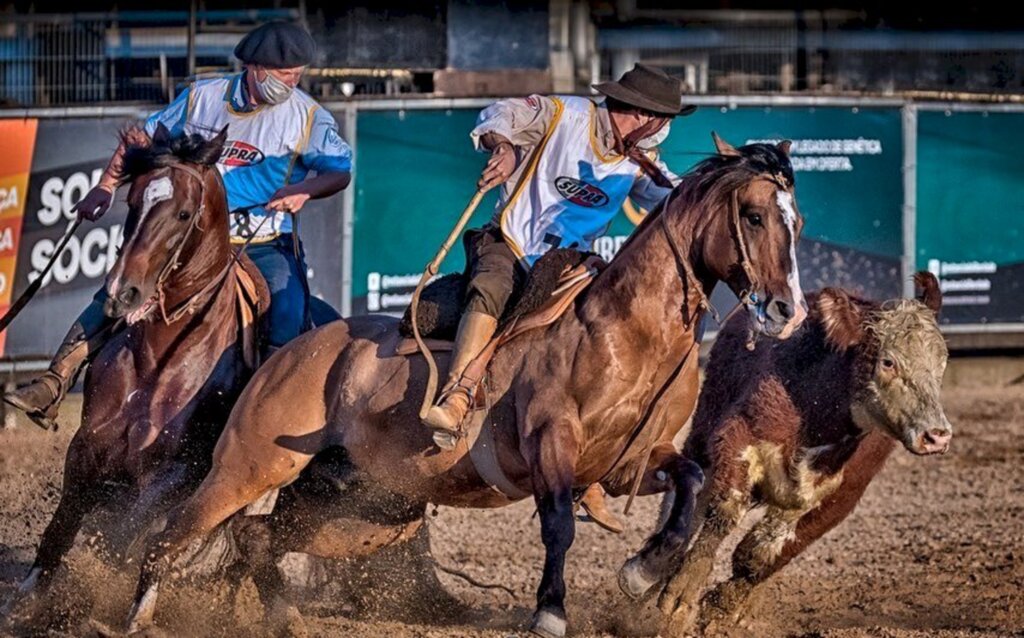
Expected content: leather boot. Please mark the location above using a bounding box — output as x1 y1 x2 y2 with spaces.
423 311 498 448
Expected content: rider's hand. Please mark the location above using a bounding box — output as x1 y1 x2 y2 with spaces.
478 142 516 192
72 185 114 221
267 186 311 214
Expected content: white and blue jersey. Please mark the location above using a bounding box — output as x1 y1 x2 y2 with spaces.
145 73 352 241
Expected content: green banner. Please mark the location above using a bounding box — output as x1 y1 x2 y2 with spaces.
351 104 905 314
918 110 1024 324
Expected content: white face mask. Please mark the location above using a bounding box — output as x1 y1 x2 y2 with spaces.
637 121 671 150
254 69 294 105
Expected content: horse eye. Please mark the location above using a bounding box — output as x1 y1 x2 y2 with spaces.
178 210 190 221
745 213 762 227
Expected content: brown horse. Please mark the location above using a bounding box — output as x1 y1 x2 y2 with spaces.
2 125 268 618
125 134 808 637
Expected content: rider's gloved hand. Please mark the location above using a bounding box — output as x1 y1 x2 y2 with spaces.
72 185 114 221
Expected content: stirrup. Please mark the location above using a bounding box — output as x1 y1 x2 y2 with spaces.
424 379 477 450
430 428 460 451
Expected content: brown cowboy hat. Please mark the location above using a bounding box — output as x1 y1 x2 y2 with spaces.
593 63 697 117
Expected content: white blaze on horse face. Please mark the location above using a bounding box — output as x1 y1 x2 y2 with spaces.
142 176 174 219
776 190 806 323
108 176 175 299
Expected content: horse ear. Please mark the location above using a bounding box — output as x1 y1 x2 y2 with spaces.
152 122 171 146
914 271 942 316
712 132 741 157
817 288 864 351
211 125 229 153
777 140 793 156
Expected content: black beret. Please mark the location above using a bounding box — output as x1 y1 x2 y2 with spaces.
234 21 316 68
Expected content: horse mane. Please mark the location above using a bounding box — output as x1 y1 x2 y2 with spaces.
120 125 225 181
618 142 795 259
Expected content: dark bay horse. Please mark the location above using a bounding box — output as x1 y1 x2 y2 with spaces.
126 134 809 637
3 125 268 618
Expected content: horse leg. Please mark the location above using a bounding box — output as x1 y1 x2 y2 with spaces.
524 420 579 638
116 463 194 562
615 443 705 600
657 490 749 637
2 439 103 619
125 431 320 633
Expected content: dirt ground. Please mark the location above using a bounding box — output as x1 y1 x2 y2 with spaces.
0 376 1022 637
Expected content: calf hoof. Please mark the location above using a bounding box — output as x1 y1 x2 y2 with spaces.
618 556 659 601
530 609 567 638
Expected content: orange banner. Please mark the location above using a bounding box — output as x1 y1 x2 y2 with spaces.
0 119 38 355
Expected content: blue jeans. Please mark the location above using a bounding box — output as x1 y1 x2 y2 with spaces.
246 234 310 347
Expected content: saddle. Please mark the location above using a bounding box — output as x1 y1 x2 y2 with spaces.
392 255 604 360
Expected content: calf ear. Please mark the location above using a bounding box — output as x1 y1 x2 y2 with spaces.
914 271 942 316
817 288 864 351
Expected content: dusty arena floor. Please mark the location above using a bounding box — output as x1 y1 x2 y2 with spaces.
1 377 1022 637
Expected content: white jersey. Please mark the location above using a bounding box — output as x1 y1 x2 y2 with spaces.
495 96 658 266
146 74 352 241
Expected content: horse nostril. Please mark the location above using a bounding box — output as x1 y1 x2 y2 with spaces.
771 299 793 321
118 286 140 306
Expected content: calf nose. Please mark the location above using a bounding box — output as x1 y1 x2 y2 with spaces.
922 427 952 453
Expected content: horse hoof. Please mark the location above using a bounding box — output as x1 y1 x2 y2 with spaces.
618 556 658 601
529 609 566 638
125 583 159 634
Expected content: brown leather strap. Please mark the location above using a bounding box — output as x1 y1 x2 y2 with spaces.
609 113 673 188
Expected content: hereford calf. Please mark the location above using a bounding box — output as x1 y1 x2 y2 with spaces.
621 272 951 635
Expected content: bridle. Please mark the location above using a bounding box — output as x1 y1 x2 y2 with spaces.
658 173 791 329
133 163 268 325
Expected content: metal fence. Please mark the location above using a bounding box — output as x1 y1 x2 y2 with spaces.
597 11 1024 97
0 10 300 107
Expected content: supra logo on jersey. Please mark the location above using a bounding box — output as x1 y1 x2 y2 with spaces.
219 141 265 167
554 176 609 208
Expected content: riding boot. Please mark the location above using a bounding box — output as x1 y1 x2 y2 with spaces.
578 483 625 534
3 298 115 430
422 311 498 448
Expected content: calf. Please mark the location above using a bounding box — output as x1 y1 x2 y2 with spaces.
638 272 951 635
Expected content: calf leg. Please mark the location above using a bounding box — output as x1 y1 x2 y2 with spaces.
697 506 801 632
701 472 874 631
658 489 749 637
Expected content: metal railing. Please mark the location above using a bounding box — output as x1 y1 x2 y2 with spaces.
0 10 300 107
597 11 1024 97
